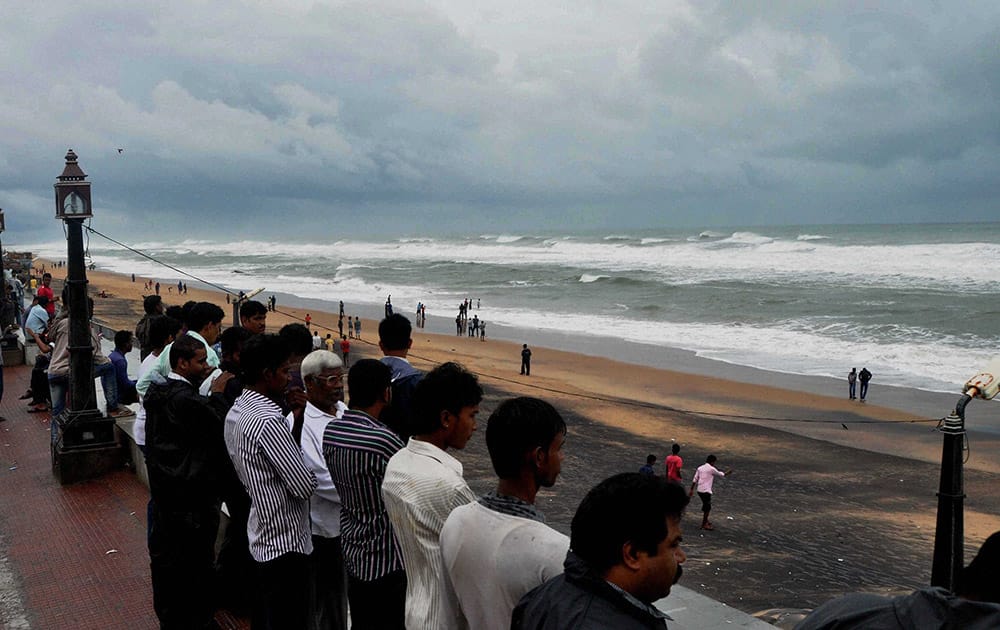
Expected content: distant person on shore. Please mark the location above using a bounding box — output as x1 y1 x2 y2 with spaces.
379 314 423 441
145 335 233 629
239 299 268 334
109 330 138 405
797 530 1000 629
305 313 312 330
340 335 351 368
455 315 462 336
224 334 317 629
155 282 160 295
847 368 857 400
385 295 393 318
639 454 656 475
441 397 569 630
325 333 335 352
339 300 345 318
323 359 406 630
480 320 486 341
859 367 873 401
291 350 349 630
347 315 354 339
666 443 683 483
312 329 323 350
135 295 165 360
382 362 483 630
512 473 689 629
690 454 733 531
521 344 532 376
338 316 344 339
354 316 361 339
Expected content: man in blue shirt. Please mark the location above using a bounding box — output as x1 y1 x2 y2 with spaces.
109 330 138 405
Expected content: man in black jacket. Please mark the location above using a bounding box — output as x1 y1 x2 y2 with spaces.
513 473 688 629
145 334 233 629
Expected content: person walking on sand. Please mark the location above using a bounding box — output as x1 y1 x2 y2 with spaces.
666 443 683 483
690 454 732 531
847 368 857 400
354 316 361 340
520 344 532 376
859 367 872 401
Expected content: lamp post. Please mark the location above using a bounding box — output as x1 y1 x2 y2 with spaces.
930 358 1000 590
0 208 8 329
51 149 121 484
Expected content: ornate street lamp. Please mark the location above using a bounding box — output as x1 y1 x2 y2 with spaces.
51 149 121 484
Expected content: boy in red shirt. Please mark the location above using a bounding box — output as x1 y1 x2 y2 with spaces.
665 443 683 483
340 335 351 367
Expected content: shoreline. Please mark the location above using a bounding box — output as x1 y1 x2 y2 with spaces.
36 258 1000 615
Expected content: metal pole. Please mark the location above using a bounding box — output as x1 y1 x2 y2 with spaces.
930 396 969 590
65 217 97 413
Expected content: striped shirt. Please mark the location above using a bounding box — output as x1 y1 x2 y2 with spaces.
224 389 317 562
323 409 405 581
382 438 478 630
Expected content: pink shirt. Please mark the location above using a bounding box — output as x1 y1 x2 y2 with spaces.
692 463 725 494
665 454 683 482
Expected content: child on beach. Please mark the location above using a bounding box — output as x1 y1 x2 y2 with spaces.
639 454 656 475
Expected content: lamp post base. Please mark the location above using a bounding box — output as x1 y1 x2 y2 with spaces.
51 409 123 485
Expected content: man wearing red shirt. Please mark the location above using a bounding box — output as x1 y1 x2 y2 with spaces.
665 443 683 483
339 336 351 367
37 273 56 317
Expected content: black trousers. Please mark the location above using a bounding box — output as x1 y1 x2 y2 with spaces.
149 502 220 630
216 486 254 615
347 569 406 630
253 552 311 630
309 535 348 630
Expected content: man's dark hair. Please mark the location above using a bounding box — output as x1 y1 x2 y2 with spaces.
672 444 681 455
571 473 689 575
36 295 49 307
958 530 1000 603
378 314 412 351
169 334 205 369
706 454 717 464
220 325 253 357
410 362 483 435
149 316 181 349
165 305 185 321
186 302 224 333
240 333 292 384
42 272 52 280
485 397 566 479
113 330 132 349
142 295 163 314
647 454 656 465
279 323 313 358
347 359 392 409
240 299 267 319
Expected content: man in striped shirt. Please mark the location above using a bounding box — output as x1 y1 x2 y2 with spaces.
224 334 318 630
323 359 407 630
382 362 483 630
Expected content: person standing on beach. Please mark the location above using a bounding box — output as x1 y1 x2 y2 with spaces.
440 397 569 630
305 313 312 330
347 315 354 339
847 368 857 400
155 281 160 295
324 359 406 630
37 272 57 317
340 335 351 367
382 362 482 630
690 455 732 531
859 367 873 401
521 344 532 376
325 333 335 352
666 444 683 483
639 454 656 475
479 320 486 341
312 329 323 350
354 316 361 339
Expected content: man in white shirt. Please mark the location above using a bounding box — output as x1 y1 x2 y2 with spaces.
690 454 733 531
381 362 482 630
440 397 569 630
290 349 349 630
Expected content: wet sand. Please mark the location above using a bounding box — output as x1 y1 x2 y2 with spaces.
40 260 1000 615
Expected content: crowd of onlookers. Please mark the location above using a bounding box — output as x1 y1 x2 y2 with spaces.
16 274 1000 628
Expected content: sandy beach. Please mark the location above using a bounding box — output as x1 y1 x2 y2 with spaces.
39 260 1000 616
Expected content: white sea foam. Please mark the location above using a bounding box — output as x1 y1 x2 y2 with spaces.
579 274 610 283
639 237 674 244
797 233 830 241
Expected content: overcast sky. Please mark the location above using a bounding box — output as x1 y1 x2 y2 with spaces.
2 1 999 242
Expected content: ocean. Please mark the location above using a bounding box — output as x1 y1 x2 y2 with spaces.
30 222 1000 395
